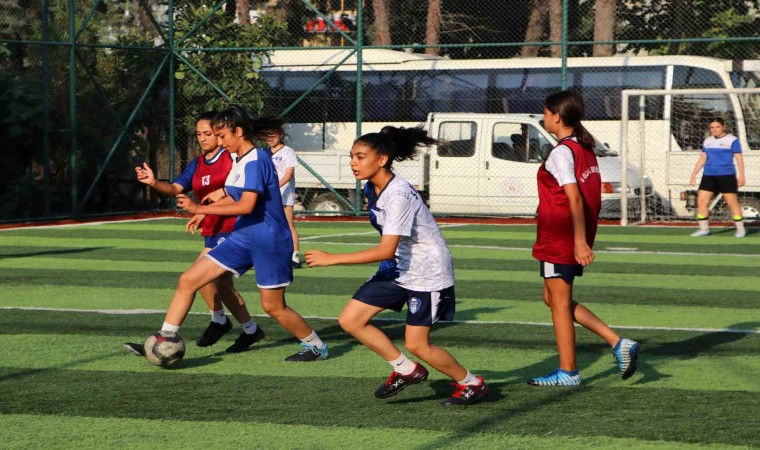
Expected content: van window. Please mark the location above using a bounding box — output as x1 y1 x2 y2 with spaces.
437 122 477 157
492 123 550 162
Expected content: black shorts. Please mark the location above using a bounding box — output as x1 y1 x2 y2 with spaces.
353 277 455 326
699 175 738 194
540 261 583 284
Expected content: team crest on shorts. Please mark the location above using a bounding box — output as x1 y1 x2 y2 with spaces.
408 297 421 314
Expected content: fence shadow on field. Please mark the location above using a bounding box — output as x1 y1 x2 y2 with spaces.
632 321 760 385
0 246 110 259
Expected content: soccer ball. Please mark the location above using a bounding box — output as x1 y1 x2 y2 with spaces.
143 331 186 367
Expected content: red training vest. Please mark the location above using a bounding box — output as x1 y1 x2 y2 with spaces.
191 150 237 237
532 138 602 265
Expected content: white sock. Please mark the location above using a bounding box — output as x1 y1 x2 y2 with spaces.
457 370 481 386
161 322 180 333
388 353 416 376
292 251 300 260
211 309 227 325
299 330 325 349
698 219 709 232
241 319 258 335
735 217 745 234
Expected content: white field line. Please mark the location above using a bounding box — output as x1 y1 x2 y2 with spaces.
303 241 760 258
3 306 759 334
0 216 178 231
299 223 467 241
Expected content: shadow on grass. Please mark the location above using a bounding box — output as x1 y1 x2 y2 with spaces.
0 246 110 259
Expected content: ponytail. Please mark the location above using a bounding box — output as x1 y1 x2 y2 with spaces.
574 124 596 150
545 90 594 150
213 106 286 143
356 126 437 171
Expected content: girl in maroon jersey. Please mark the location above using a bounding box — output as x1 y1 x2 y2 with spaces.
124 112 262 354
529 90 639 386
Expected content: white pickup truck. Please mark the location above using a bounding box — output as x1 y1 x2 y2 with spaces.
292 112 653 218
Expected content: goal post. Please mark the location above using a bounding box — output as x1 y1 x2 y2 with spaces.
620 87 760 226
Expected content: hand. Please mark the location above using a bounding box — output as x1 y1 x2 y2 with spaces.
738 175 746 187
135 162 156 186
176 194 199 213
201 188 226 204
186 214 205 235
305 250 334 267
689 174 696 186
574 242 595 266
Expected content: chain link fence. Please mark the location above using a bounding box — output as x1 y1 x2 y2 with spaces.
2 0 759 222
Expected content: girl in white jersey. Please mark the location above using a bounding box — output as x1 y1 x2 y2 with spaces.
265 127 303 267
305 126 488 406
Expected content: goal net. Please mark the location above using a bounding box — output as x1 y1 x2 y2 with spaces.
620 87 760 225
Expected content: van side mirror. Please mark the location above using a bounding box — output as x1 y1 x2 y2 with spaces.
540 144 553 161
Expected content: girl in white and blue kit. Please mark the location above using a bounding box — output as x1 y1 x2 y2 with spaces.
305 126 487 406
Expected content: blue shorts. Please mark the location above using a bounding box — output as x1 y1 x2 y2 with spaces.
540 261 583 284
204 232 231 249
353 277 455 326
206 237 292 289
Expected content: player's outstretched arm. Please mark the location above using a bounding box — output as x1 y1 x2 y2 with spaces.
135 162 183 196
305 234 400 267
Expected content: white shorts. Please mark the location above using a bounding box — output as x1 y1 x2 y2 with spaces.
280 184 295 207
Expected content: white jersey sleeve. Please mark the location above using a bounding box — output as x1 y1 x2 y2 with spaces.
280 146 297 169
545 145 576 186
380 194 415 237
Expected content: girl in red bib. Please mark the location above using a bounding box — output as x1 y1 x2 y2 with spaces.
530 90 639 386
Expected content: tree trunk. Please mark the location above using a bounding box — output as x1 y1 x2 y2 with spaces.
549 0 562 58
593 0 616 56
237 0 250 25
425 0 442 56
371 0 392 46
521 0 547 57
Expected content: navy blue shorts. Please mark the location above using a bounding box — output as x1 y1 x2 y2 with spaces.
353 277 455 326
204 232 231 249
540 261 583 284
206 236 292 289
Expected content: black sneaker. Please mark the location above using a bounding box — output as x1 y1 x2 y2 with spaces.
225 327 265 353
196 318 233 347
442 377 488 406
374 363 429 399
292 259 303 269
284 343 329 361
123 342 145 356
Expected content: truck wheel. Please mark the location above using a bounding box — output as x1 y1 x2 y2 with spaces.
309 193 349 215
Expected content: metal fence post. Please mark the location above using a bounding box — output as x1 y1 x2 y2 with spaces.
68 0 78 216
354 0 364 215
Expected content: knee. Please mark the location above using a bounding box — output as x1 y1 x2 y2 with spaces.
177 271 200 292
404 340 430 359
542 294 551 308
338 312 359 335
260 300 284 318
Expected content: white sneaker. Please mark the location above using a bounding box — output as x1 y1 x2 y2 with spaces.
735 230 746 238
690 229 710 237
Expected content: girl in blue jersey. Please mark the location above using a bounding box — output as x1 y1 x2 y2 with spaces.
689 118 746 237
305 126 487 405
125 112 259 354
152 106 328 362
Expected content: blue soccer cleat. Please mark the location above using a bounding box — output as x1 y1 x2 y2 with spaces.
613 338 640 380
528 368 581 386
284 343 329 362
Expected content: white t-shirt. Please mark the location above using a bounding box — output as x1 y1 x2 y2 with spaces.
271 145 297 205
366 175 455 291
544 138 577 186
